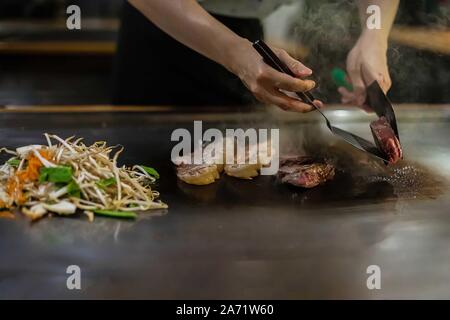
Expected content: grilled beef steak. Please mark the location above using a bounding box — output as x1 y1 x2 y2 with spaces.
370 116 402 164
278 156 335 188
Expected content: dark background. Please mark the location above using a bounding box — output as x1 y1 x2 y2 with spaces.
0 0 448 106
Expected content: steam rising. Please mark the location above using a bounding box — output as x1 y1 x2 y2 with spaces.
287 0 449 104
291 1 360 102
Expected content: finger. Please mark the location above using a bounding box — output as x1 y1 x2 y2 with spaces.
276 49 312 77
338 87 353 99
347 66 366 106
263 67 316 92
266 88 315 113
339 86 373 112
339 88 363 107
377 71 392 94
361 104 374 113
360 64 390 108
281 89 324 109
313 99 324 109
361 64 387 93
341 96 352 105
338 87 355 105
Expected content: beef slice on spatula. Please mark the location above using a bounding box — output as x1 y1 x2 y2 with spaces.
370 116 403 164
365 81 403 165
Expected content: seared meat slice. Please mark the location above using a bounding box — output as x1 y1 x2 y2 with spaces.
173 147 223 185
222 137 271 180
174 136 274 183
224 163 261 179
370 116 402 164
176 164 220 185
278 156 335 188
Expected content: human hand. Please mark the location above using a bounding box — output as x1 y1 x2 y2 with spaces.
339 34 391 111
227 39 323 112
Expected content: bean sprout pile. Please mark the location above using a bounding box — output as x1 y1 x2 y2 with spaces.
0 134 167 221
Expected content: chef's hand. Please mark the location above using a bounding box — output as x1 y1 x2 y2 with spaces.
129 1 321 112
339 35 391 111
228 39 323 113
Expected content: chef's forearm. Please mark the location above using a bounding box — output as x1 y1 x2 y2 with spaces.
357 0 399 42
128 0 248 71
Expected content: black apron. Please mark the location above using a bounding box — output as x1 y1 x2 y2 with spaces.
113 2 264 106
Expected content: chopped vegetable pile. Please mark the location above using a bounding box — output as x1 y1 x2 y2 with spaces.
0 134 167 221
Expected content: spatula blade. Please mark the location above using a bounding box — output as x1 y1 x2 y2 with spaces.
366 81 400 140
329 125 388 162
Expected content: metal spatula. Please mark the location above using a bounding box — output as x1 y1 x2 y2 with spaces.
253 40 389 162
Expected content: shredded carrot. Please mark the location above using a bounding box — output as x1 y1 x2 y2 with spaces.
0 211 14 219
6 176 25 205
6 149 53 204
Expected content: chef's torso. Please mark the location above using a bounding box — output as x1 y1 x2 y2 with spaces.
199 0 296 18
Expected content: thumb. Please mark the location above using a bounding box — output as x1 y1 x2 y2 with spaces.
361 63 391 94
377 71 392 94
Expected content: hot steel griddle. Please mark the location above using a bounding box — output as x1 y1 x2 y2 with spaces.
0 105 449 299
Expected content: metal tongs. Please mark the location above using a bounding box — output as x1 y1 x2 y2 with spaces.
253 40 400 163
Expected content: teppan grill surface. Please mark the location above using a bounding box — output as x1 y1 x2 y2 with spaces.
0 104 449 299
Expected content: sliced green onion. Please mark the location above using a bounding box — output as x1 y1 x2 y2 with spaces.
6 159 20 167
39 166 73 184
140 165 160 179
67 181 81 198
96 177 116 189
93 209 137 219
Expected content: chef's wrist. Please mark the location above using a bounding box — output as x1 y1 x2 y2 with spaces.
222 37 254 76
361 28 389 42
359 30 388 51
